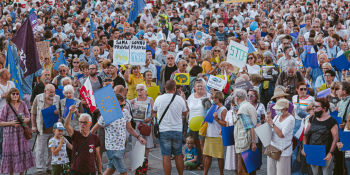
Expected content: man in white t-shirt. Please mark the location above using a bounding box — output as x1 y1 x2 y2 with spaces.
153 80 188 175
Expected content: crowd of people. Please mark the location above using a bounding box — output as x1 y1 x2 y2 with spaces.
1 0 350 175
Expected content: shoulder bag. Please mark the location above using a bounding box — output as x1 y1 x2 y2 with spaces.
9 103 32 140
154 93 177 138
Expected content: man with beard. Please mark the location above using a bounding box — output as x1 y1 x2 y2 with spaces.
31 84 60 174
82 64 103 92
276 61 304 100
30 69 52 104
302 98 338 175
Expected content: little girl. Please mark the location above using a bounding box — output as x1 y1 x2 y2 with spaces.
184 136 199 170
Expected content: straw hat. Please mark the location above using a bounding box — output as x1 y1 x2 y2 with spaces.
273 98 290 110
271 87 289 100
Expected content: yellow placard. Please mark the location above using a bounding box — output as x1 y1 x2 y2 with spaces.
224 0 254 3
147 86 160 101
174 73 190 85
216 75 230 80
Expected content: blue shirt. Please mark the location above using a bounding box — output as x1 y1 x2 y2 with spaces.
184 147 199 164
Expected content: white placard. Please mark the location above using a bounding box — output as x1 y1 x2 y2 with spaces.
226 40 248 69
131 141 146 171
254 123 272 147
113 40 130 65
130 40 146 65
207 75 226 91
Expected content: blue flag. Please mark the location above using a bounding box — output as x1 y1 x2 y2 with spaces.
41 105 59 129
63 99 75 120
94 84 123 125
55 85 64 99
89 15 96 39
247 39 257 54
290 32 299 38
5 41 23 99
330 54 350 71
302 53 319 69
204 104 217 123
128 0 146 24
53 51 67 71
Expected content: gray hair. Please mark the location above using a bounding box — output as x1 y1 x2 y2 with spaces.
263 51 275 60
61 77 72 86
233 88 247 100
286 60 297 69
79 113 92 122
136 84 147 90
63 84 74 94
59 64 68 69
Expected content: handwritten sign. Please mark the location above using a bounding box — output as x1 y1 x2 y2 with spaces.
225 0 254 3
113 40 130 65
36 41 51 61
174 73 189 85
130 40 146 65
207 75 226 91
227 40 248 69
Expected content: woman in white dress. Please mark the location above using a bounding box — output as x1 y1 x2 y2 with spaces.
224 99 237 173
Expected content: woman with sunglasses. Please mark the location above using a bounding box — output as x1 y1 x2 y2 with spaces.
0 88 35 175
242 53 260 75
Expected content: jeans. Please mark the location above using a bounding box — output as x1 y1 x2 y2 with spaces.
106 149 127 173
159 131 183 156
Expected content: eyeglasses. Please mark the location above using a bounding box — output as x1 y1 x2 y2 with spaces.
214 50 220 52
89 68 97 70
83 48 89 50
136 89 144 91
299 88 307 91
120 104 126 108
167 57 174 60
219 26 224 28
11 93 19 95
59 70 66 73
182 64 188 67
73 62 79 64
79 121 91 125
247 94 255 98
247 57 254 60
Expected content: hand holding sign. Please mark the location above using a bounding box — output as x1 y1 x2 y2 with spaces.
174 73 189 85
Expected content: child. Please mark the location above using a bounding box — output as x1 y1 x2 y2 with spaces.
49 122 72 175
184 136 199 170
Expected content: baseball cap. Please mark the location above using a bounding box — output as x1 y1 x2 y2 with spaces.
53 122 65 130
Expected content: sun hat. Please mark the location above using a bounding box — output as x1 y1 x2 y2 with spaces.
271 87 289 100
273 98 290 110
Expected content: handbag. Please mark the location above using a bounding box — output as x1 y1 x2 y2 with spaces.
137 122 151 136
154 93 177 138
264 143 291 161
9 103 32 140
198 122 208 136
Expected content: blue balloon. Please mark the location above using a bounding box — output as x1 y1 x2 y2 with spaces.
250 21 258 31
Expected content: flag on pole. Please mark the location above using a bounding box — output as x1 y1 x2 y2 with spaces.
294 121 305 142
11 16 41 77
80 78 96 112
89 15 96 39
247 38 257 54
5 41 23 99
128 0 146 24
53 51 67 71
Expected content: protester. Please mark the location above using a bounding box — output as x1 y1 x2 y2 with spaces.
125 65 144 100
266 98 295 175
153 80 188 175
31 84 60 174
0 88 35 174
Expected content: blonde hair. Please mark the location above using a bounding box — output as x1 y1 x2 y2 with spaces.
186 136 194 143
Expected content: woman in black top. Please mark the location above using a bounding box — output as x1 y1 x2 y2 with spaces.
302 98 338 175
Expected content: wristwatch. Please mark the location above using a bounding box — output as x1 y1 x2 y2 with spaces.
271 123 275 128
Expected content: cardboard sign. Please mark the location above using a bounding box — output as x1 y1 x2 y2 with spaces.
130 40 146 65
36 41 51 60
227 40 248 69
113 40 130 65
174 73 189 85
207 75 227 91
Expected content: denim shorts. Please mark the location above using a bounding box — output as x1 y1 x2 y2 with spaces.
106 149 127 173
159 131 183 156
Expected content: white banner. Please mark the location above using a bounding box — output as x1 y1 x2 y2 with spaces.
113 40 130 65
227 40 248 69
130 40 146 65
207 75 226 91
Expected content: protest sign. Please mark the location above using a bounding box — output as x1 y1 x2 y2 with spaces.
233 80 253 90
241 149 262 173
207 75 226 91
36 41 51 60
304 144 326 166
174 73 190 85
254 123 272 147
113 40 130 65
131 141 146 171
227 40 248 69
222 126 234 146
130 40 146 65
41 105 59 129
339 131 350 151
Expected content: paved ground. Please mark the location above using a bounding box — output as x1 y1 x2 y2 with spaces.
1 133 268 175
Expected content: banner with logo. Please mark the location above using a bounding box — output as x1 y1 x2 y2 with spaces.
207 75 226 91
174 73 189 85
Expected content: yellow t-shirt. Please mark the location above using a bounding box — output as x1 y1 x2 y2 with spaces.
126 74 145 100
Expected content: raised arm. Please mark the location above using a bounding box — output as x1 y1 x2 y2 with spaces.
64 105 76 137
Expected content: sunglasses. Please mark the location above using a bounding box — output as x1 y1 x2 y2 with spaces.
59 70 66 73
73 62 79 64
120 104 126 108
299 88 307 91
247 57 254 60
214 50 220 52
83 48 89 50
11 93 19 95
247 94 255 98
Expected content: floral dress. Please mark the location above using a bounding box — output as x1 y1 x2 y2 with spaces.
0 101 35 173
